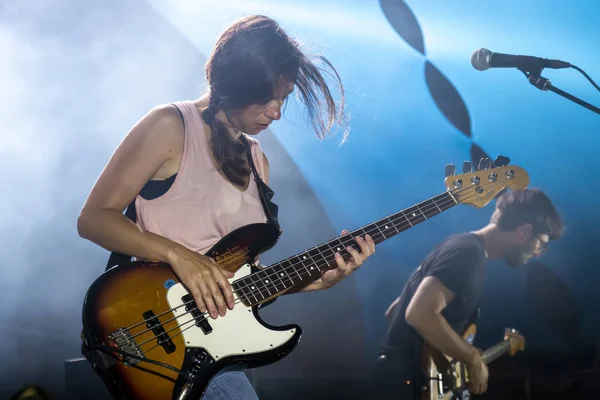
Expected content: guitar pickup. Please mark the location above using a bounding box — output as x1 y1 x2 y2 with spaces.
142 310 176 354
182 294 213 334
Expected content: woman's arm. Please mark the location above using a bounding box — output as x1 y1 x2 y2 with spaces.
78 104 235 319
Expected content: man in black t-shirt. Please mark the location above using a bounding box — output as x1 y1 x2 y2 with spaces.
372 188 563 399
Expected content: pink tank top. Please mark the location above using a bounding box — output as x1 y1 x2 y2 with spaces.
134 100 268 255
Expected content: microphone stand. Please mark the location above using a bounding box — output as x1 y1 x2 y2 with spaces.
518 64 600 115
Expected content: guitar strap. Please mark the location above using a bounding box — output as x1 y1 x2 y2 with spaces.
242 135 282 234
104 129 281 271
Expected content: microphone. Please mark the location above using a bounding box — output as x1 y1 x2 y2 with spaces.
471 48 571 72
470 48 600 115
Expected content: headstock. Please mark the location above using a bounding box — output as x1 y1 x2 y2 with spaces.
443 155 530 208
504 328 525 356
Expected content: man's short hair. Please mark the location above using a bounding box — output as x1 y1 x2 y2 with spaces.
490 188 563 240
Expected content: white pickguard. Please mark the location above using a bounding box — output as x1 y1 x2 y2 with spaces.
165 264 296 361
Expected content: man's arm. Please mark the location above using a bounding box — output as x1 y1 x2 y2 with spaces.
404 276 480 365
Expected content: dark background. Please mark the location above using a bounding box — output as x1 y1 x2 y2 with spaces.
1 0 599 398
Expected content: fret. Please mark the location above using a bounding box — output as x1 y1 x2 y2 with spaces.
353 227 368 237
400 211 413 227
269 270 286 292
287 258 304 283
242 263 291 303
405 206 426 225
421 199 440 219
296 254 309 273
300 252 314 267
447 190 459 204
297 257 312 281
264 267 286 292
420 202 432 219
251 274 267 301
339 235 355 249
307 247 329 269
307 247 327 263
298 255 319 280
431 196 443 213
305 265 322 280
341 236 364 258
273 264 293 288
233 282 249 304
341 228 374 253
277 260 297 287
431 193 447 208
258 272 274 297
327 239 345 255
317 243 334 261
373 223 387 241
415 203 428 220
442 194 456 210
386 217 400 234
244 274 262 304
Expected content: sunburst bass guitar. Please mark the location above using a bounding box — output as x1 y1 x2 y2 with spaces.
80 158 529 399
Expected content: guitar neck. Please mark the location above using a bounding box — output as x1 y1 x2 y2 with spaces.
232 191 458 306
482 340 512 365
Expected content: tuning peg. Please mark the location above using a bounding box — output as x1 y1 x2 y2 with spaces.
445 164 456 177
478 157 492 170
463 161 473 173
494 155 511 167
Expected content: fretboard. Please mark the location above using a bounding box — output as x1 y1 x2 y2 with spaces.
482 340 511 364
232 191 458 306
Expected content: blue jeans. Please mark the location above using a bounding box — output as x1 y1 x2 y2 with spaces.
202 371 259 400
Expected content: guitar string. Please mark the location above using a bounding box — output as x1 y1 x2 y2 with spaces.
124 176 513 349
232 192 454 288
229 198 457 299
482 340 511 363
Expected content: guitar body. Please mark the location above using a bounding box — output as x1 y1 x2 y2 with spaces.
81 223 301 400
421 324 477 400
420 324 524 400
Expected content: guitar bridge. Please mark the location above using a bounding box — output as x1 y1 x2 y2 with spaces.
109 327 144 365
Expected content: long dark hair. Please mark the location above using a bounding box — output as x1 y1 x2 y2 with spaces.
202 15 347 186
